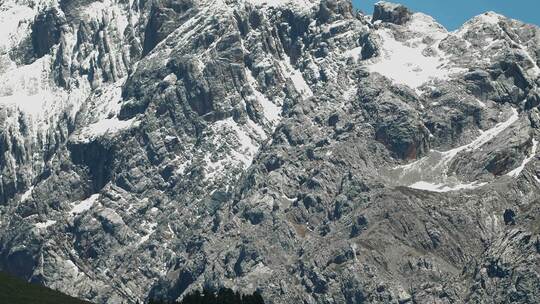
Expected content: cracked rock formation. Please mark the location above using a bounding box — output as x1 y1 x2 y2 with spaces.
0 0 539 303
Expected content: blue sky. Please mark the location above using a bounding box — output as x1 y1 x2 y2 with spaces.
352 0 540 30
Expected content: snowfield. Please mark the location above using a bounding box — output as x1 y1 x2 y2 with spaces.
387 107 521 192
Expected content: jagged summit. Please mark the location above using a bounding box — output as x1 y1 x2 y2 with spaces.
243 0 319 10
372 1 412 25
467 11 505 25
0 0 539 303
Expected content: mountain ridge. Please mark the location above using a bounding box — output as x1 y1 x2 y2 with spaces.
0 0 539 303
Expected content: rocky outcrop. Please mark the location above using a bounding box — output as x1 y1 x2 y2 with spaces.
372 1 412 25
32 8 68 58
0 1 539 304
142 0 198 56
317 0 354 23
358 76 430 160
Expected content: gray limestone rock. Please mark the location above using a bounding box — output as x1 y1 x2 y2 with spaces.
0 1 539 304
372 1 412 25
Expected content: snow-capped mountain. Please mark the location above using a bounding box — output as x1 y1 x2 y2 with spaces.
0 0 539 303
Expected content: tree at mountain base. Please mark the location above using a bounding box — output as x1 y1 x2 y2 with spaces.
149 288 264 304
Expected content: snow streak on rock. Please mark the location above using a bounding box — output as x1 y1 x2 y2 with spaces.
1 0 540 302
507 138 538 178
278 54 314 97
35 220 57 229
245 68 282 127
71 78 138 143
408 180 487 193
245 0 317 12
70 194 100 215
204 117 265 180
387 107 519 192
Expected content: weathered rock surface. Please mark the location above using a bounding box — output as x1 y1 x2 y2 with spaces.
0 0 539 303
372 1 412 25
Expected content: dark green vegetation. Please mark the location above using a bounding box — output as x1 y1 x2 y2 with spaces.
0 271 93 304
150 288 264 304
0 271 263 304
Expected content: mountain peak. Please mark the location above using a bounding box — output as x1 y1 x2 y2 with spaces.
244 0 319 10
372 1 412 25
464 11 505 27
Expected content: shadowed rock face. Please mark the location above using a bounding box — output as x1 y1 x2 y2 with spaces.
0 0 539 303
372 1 412 25
68 139 116 192
317 0 354 23
142 0 198 56
32 8 68 58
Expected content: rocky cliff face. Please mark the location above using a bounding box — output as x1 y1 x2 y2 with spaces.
0 0 539 303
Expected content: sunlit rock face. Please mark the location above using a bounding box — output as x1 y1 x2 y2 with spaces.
0 0 539 303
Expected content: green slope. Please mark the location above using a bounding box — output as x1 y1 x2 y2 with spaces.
0 271 92 304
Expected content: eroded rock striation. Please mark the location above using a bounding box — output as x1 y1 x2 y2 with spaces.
0 0 539 303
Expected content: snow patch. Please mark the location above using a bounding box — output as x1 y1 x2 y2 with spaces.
351 243 358 262
0 2 35 51
64 259 81 277
516 45 540 78
77 117 138 141
409 181 487 192
435 108 519 162
477 99 487 107
342 87 357 101
138 234 151 245
174 158 192 175
245 68 281 125
70 194 99 215
138 222 158 245
367 29 462 92
0 53 91 139
204 117 266 180
82 0 130 35
245 0 317 12
213 118 259 167
21 186 34 201
343 46 362 61
278 55 313 97
0 56 56 116
283 195 297 202
71 78 138 142
507 139 538 178
250 262 273 276
35 220 57 229
246 119 267 140
387 108 519 191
